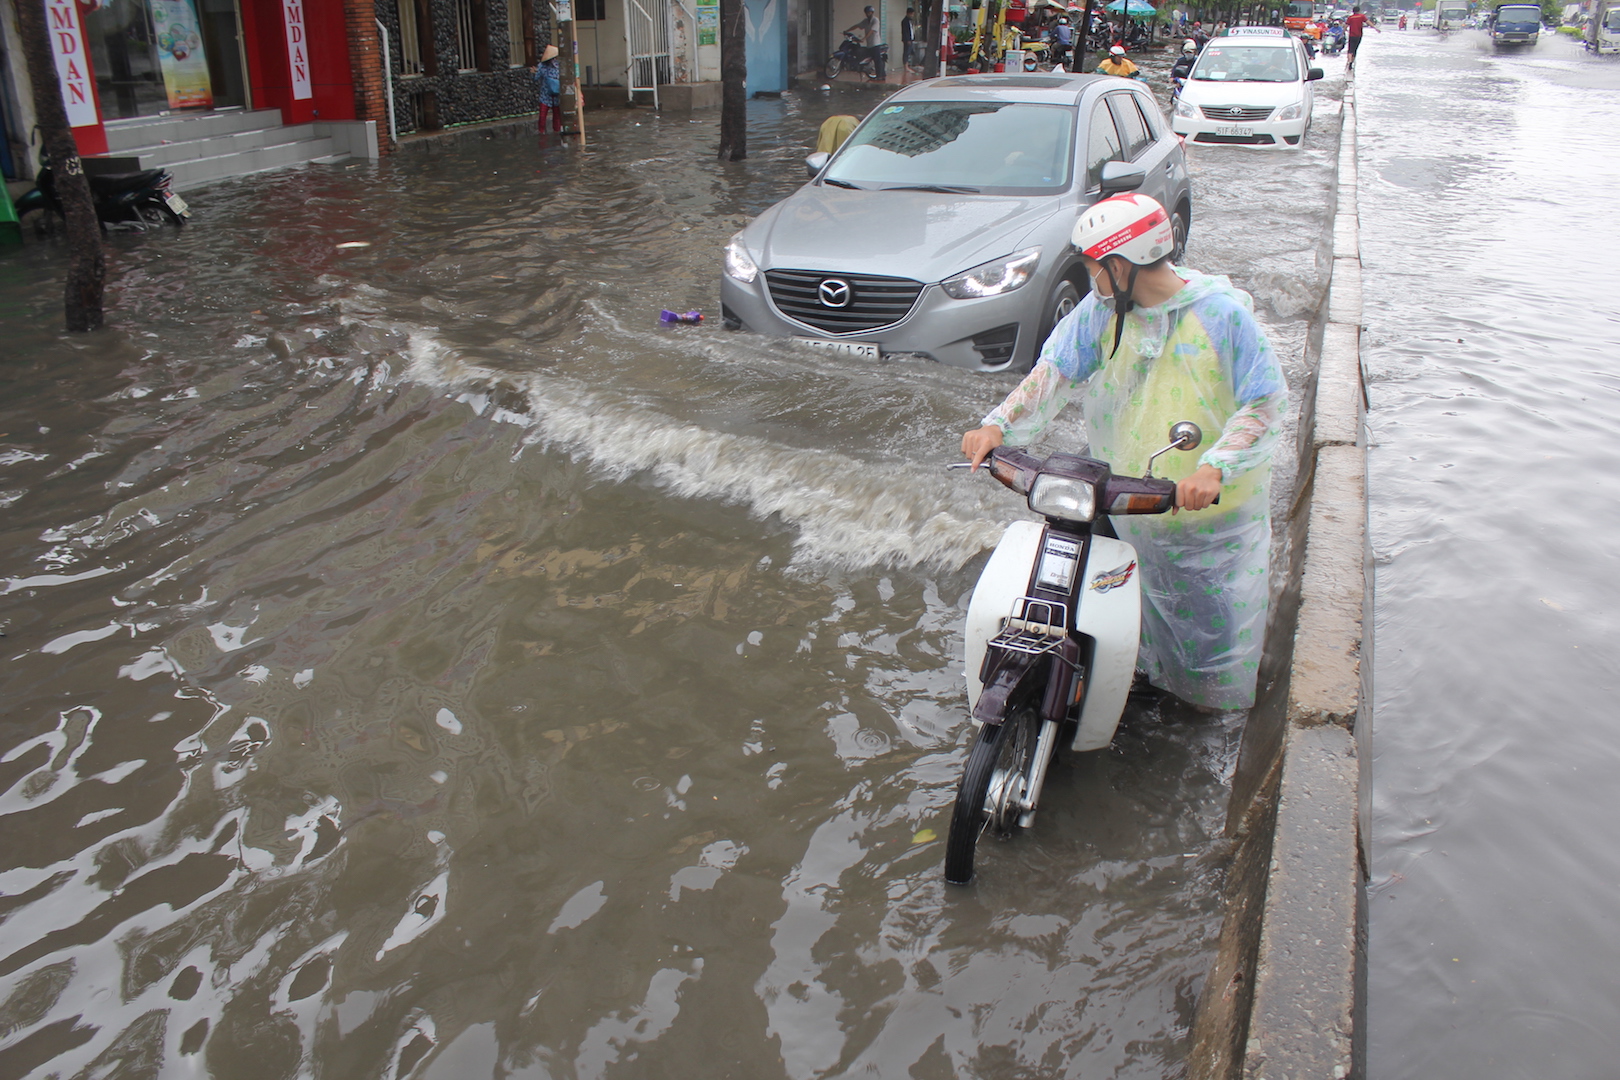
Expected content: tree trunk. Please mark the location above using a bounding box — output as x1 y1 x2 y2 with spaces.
718 0 746 160
923 0 942 76
15 0 105 331
1077 0 1095 71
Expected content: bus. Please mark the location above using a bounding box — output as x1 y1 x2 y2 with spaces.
1285 0 1325 36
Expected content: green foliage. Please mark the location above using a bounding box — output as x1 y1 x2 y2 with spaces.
1539 0 1560 23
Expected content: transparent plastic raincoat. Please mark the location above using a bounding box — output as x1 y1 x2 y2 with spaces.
983 270 1287 710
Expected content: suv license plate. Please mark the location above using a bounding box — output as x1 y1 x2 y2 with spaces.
164 192 190 215
793 337 880 360
1215 125 1254 137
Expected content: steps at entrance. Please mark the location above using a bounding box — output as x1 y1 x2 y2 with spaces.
91 109 353 191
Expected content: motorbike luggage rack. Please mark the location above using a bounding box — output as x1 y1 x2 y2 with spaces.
989 597 1069 656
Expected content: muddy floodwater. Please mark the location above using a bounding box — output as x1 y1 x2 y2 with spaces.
1360 30 1620 1080
0 69 1335 1079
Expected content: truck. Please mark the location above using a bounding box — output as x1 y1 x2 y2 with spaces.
1435 0 1469 30
1586 1 1620 52
1488 2 1542 44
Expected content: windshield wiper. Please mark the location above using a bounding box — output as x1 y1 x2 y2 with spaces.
879 183 982 194
821 178 865 189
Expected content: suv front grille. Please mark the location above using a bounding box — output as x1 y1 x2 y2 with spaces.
1199 105 1275 122
1194 132 1277 144
764 269 925 335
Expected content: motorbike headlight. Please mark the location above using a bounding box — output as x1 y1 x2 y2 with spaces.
940 247 1041 300
1173 96 1197 118
1028 475 1095 523
724 233 759 284
1276 101 1303 121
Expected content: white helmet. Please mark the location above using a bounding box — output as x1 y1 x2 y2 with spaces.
1072 193 1175 266
1109 44 1126 55
1183 37 1198 51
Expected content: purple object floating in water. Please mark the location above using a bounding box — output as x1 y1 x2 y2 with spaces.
660 309 703 324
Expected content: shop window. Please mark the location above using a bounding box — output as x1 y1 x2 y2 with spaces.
507 0 536 65
574 0 606 20
455 0 492 71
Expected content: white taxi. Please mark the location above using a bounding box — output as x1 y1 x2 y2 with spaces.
1170 28 1324 148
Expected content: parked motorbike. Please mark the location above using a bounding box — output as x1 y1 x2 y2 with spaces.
942 423 1208 885
15 153 189 231
825 31 889 80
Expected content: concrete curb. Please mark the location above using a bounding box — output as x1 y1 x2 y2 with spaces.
1242 83 1367 1080
1187 84 1368 1080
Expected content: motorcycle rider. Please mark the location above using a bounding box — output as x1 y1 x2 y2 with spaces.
1052 16 1074 68
1096 44 1140 77
1170 38 1199 83
845 4 888 79
961 194 1288 712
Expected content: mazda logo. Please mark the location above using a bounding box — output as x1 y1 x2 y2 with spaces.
818 279 852 308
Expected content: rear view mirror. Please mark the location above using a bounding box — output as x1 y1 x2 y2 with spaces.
1098 160 1146 195
805 151 830 179
1307 66 1325 80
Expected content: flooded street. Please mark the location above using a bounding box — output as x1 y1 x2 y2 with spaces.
0 68 1337 1079
1359 29 1620 1079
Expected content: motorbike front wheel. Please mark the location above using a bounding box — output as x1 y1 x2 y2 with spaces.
825 54 844 78
944 699 1042 885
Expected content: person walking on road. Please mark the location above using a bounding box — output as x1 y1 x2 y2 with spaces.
1346 5 1379 70
846 5 888 79
902 6 919 67
961 194 1287 711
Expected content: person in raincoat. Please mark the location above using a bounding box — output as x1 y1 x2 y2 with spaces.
1096 44 1140 77
535 45 562 134
961 193 1287 711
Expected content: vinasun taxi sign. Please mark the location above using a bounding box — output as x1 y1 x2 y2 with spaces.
46 0 99 128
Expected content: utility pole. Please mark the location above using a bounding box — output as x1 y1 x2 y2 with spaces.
15 0 104 331
555 0 587 141
717 0 746 160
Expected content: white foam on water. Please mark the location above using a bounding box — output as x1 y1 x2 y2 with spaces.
402 333 1006 571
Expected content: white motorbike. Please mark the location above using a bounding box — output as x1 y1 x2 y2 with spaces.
943 422 1205 885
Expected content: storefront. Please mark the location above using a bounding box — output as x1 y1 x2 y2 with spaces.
83 0 251 120
16 0 363 161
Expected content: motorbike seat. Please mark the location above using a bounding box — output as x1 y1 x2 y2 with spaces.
89 170 168 195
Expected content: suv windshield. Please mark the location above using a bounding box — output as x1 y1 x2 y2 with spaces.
821 101 1077 195
1191 44 1300 82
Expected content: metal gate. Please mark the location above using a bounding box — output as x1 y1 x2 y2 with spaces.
624 0 673 106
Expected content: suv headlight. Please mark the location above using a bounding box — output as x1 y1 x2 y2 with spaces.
1275 101 1303 121
1173 96 1197 118
940 247 1041 300
724 233 759 284
1028 474 1095 522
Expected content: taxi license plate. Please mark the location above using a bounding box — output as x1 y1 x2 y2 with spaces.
1216 125 1254 137
164 192 190 216
793 337 880 360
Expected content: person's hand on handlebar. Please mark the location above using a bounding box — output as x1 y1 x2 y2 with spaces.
1175 463 1223 514
961 424 1005 470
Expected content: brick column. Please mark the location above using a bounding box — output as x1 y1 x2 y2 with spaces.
345 0 396 152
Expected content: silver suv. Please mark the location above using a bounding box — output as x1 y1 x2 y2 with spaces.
720 73 1192 372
